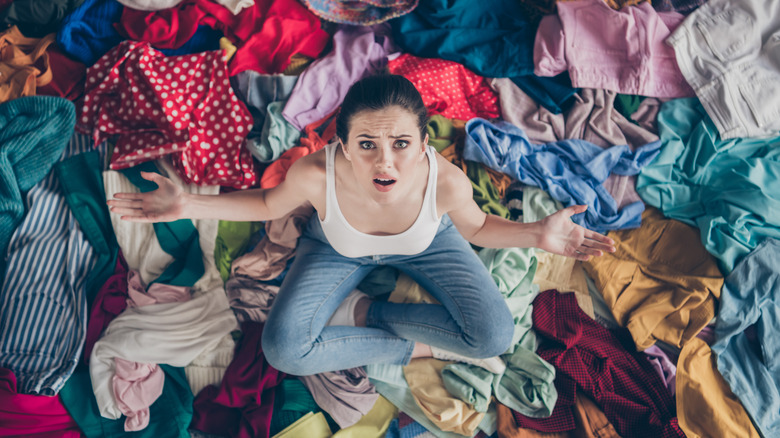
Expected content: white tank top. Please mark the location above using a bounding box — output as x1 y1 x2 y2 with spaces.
319 143 442 258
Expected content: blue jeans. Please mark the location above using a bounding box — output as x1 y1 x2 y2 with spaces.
262 214 515 375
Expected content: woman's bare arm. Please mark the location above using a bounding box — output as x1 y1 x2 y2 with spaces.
107 154 320 223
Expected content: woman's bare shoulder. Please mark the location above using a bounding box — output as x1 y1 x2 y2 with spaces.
434 152 473 212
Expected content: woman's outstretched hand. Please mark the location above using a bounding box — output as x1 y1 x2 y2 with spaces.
536 205 615 261
107 171 186 222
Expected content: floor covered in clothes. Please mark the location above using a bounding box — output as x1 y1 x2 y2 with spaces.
1 0 778 437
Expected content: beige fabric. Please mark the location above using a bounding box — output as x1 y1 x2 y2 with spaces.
403 358 485 436
676 338 760 438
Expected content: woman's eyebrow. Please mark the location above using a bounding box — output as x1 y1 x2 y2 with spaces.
356 134 413 139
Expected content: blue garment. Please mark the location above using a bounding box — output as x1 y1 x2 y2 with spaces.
0 133 98 395
57 0 220 67
0 96 75 282
509 73 578 115
636 98 780 274
712 238 780 437
463 118 662 233
262 215 514 376
232 71 298 137
389 0 536 79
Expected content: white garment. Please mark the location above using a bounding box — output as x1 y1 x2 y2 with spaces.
667 0 780 139
115 0 184 11
215 0 254 14
319 143 441 258
97 158 238 419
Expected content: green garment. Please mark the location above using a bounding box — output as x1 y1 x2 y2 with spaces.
215 220 264 282
56 150 118 309
442 247 557 418
0 96 75 281
270 378 338 436
250 100 303 163
121 162 205 286
466 160 510 219
614 94 645 124
59 364 192 438
426 115 457 153
636 97 780 274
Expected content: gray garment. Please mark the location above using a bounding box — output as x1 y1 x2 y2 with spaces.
246 100 302 163
667 0 780 139
299 368 380 429
232 72 298 137
490 78 658 210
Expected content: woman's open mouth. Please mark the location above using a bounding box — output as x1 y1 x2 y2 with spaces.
373 177 396 192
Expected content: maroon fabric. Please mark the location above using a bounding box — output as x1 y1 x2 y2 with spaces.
517 290 685 438
0 368 82 437
190 321 285 438
117 0 330 77
83 251 129 364
37 45 86 102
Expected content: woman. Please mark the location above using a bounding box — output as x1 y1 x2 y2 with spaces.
108 74 615 376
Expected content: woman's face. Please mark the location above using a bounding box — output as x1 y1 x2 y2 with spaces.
341 106 428 204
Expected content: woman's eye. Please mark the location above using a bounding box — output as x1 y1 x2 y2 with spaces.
359 141 374 150
395 140 409 149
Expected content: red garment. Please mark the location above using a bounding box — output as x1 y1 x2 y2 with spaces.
80 40 257 189
84 251 129 364
519 290 684 438
0 368 81 437
190 321 285 438
387 53 500 121
118 0 330 77
36 45 86 102
260 109 337 188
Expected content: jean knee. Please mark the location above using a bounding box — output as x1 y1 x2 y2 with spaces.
473 306 515 357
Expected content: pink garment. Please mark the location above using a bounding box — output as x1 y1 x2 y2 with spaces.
534 0 695 98
112 270 192 431
79 40 257 189
112 358 165 432
0 368 81 437
387 53 500 121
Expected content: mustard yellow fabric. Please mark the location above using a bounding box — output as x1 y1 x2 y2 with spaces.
583 207 723 350
272 412 332 438
676 338 760 438
332 395 398 438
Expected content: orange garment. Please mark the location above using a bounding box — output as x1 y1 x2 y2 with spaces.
259 109 337 188
0 26 54 104
496 395 621 438
583 207 723 350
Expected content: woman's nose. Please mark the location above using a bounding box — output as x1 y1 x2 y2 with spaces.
375 147 392 167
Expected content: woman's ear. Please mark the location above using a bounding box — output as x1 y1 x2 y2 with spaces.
339 138 351 161
419 133 429 161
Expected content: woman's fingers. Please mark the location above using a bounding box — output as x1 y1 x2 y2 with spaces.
584 231 615 252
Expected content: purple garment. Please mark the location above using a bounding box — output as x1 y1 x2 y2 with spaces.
643 345 677 397
281 24 393 130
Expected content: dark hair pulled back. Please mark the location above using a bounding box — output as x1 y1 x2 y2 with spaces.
336 74 429 143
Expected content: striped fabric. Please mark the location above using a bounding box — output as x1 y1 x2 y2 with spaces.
0 133 105 395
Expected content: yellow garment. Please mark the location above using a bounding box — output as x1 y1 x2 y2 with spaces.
283 53 314 75
676 338 760 438
219 37 237 62
273 396 397 438
583 207 723 350
388 272 439 305
272 412 332 438
404 358 485 436
332 395 398 438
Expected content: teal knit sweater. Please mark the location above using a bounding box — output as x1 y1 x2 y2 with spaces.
0 96 76 275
